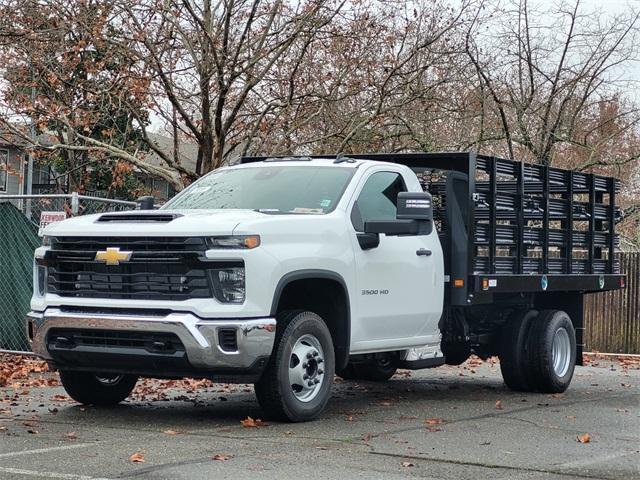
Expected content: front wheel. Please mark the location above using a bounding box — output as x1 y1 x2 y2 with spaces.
59 371 138 406
255 310 335 422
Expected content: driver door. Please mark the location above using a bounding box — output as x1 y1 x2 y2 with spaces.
349 169 443 352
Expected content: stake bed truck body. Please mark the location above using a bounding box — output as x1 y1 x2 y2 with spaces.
27 152 625 421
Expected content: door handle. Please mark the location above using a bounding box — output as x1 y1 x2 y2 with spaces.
416 249 432 256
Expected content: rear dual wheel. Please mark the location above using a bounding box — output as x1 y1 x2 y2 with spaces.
528 310 576 393
499 309 576 393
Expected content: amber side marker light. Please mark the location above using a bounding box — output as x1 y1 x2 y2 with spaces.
243 235 261 249
454 279 464 288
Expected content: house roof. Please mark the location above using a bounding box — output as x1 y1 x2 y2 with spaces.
144 132 198 173
0 125 200 177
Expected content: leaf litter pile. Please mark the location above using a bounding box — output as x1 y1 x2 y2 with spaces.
0 354 58 389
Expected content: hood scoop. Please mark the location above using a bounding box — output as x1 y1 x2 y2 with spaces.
96 213 183 223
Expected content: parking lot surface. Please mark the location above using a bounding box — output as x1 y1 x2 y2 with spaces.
1 355 638 480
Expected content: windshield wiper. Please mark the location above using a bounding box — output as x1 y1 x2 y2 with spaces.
254 208 283 214
254 208 325 215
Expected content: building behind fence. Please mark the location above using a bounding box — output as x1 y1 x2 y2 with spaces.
0 196 638 355
0 194 137 352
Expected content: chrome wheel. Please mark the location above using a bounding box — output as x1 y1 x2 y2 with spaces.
288 334 325 402
552 327 571 377
95 374 123 386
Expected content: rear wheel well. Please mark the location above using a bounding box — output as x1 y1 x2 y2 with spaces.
273 275 350 370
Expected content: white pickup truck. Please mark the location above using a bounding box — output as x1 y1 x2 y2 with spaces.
27 153 625 422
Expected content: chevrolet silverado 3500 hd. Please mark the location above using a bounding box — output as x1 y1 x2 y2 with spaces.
27 152 625 422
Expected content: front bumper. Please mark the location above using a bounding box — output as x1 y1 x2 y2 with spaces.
26 309 276 381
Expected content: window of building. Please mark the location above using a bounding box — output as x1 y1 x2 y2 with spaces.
33 162 53 185
0 149 8 192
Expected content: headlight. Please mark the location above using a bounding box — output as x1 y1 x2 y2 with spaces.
211 265 245 303
207 235 260 249
41 235 52 247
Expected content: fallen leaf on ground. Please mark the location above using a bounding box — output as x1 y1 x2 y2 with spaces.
495 400 503 410
129 452 145 463
399 415 418 420
163 429 180 435
212 454 233 461
577 433 591 444
240 416 268 428
424 418 443 425
401 462 415 467
345 416 354 422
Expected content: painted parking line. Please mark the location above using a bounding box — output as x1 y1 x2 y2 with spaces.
558 450 637 469
0 466 113 480
0 443 96 459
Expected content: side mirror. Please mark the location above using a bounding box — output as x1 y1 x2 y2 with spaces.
396 192 433 221
136 196 155 210
364 219 419 235
363 192 434 236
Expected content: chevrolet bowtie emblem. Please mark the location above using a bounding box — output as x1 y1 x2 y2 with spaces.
95 247 133 266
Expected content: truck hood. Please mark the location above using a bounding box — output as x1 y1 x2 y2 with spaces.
43 209 268 237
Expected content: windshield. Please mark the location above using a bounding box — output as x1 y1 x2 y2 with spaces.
162 166 354 214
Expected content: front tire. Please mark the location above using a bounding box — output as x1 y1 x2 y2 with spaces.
59 371 138 406
526 310 576 393
255 310 335 422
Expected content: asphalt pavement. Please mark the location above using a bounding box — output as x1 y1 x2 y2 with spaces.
0 356 638 480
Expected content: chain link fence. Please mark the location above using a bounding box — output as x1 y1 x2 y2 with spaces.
0 194 137 353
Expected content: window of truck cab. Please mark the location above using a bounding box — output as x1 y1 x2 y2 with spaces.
351 171 407 232
162 165 355 214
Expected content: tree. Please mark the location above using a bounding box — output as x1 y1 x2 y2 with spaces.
0 0 176 192
464 0 640 166
247 0 478 157
115 0 344 178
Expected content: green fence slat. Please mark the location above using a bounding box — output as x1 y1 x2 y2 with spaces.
0 202 40 351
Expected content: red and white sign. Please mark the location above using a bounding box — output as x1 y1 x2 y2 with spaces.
39 211 67 236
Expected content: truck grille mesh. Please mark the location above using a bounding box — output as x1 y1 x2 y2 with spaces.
46 237 213 301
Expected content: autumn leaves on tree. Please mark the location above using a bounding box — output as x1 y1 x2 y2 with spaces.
0 0 638 240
